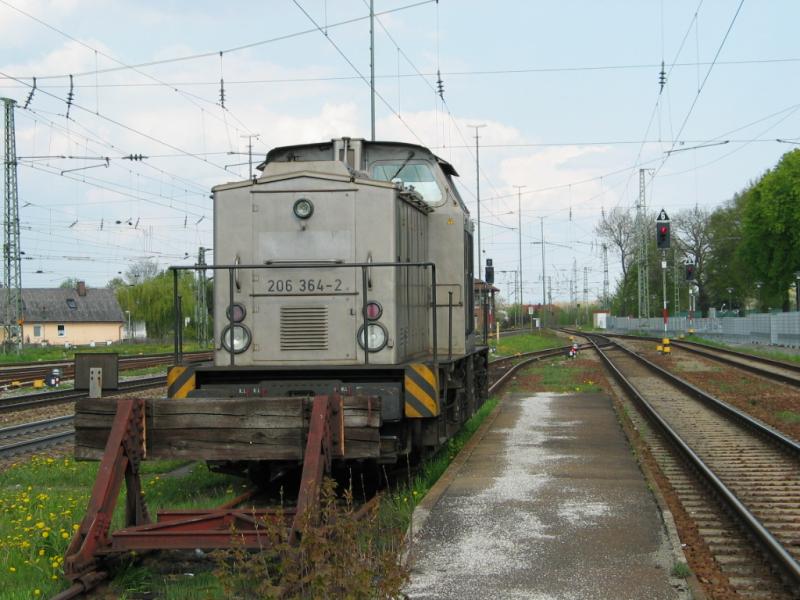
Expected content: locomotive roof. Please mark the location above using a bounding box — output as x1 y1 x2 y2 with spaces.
258 139 459 177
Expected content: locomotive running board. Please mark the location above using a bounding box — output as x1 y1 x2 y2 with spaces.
60 395 344 598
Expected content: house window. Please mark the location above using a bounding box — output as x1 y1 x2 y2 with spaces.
57 325 65 337
33 325 41 337
66 298 78 310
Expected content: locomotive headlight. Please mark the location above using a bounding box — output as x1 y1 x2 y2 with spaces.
293 198 314 219
357 323 388 352
221 324 252 353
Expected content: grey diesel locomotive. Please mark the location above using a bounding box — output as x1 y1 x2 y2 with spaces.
174 137 488 472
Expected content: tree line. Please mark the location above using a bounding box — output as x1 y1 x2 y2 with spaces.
108 261 210 342
597 149 800 316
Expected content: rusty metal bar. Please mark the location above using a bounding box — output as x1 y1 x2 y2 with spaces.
64 398 149 581
291 395 335 535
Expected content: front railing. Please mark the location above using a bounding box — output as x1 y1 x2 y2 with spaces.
169 261 441 368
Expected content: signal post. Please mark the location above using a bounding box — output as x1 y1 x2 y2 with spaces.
656 210 671 336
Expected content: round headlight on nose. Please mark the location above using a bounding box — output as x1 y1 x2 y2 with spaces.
293 198 314 219
357 323 388 352
221 324 252 353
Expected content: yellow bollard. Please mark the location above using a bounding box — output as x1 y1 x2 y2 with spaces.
663 346 671 355
656 345 663 352
33 379 44 389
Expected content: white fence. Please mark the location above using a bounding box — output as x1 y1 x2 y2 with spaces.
607 313 800 348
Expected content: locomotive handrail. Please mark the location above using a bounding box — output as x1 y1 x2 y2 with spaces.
169 261 441 370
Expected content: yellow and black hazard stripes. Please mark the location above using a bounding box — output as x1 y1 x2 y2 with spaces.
167 365 196 398
404 363 440 417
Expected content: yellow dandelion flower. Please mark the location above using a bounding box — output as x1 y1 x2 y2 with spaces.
38 549 45 556
35 522 44 529
8 566 16 573
41 531 49 538
51 575 58 580
34 590 41 597
72 524 79 531
61 532 69 539
51 561 59 569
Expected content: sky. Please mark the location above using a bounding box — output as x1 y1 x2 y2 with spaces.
0 0 797 305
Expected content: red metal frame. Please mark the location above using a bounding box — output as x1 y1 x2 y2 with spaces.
61 394 344 597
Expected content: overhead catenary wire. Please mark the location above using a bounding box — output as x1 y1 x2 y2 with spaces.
654 0 746 181
0 0 266 155
2 55 798 89
0 0 437 81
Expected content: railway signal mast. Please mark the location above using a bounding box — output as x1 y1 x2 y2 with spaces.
656 209 671 335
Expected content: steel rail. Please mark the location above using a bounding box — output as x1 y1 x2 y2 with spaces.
0 376 167 414
668 341 800 388
591 337 800 588
604 331 800 378
0 350 212 387
0 414 74 438
0 428 74 458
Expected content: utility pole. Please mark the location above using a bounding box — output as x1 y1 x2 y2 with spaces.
369 0 376 141
241 134 259 179
637 169 651 323
513 185 526 321
583 266 589 324
539 217 546 327
602 243 609 310
468 124 486 280
2 98 22 353
547 276 552 324
195 246 209 346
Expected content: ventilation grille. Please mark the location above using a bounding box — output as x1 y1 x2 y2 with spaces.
280 306 329 350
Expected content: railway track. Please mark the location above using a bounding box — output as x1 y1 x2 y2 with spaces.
0 415 75 459
0 374 167 414
0 350 212 388
590 335 800 598
607 332 800 388
0 378 170 459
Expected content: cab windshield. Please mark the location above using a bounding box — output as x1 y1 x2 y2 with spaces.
371 162 443 205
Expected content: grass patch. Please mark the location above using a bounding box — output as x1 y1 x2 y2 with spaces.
775 410 800 424
671 562 691 578
494 331 566 358
0 455 242 598
513 357 604 394
0 342 207 365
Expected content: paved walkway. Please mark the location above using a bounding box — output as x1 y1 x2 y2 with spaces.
406 392 689 600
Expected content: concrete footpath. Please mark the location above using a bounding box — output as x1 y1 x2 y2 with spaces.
405 392 690 600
